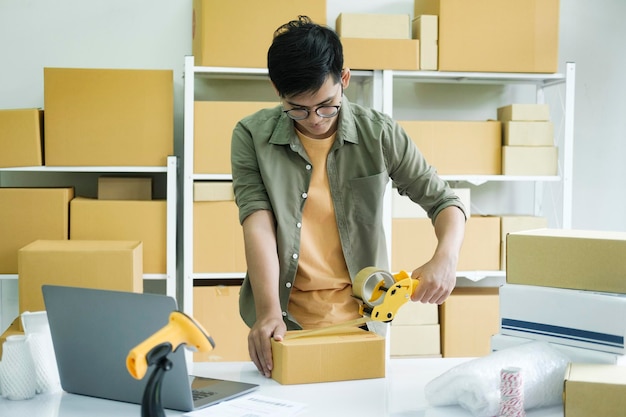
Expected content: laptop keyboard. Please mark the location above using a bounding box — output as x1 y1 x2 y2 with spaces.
192 389 216 401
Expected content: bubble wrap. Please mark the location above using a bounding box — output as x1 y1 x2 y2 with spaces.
424 341 570 417
0 336 37 400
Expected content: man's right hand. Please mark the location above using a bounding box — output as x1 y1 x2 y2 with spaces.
248 315 287 378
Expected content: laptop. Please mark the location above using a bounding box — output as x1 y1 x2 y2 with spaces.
42 285 258 412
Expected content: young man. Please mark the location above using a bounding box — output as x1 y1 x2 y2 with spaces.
231 16 466 377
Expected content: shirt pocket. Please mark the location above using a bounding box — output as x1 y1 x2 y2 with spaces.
350 172 388 225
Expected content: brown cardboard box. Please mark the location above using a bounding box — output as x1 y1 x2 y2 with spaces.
192 0 326 68
497 104 550 122
507 228 626 293
502 146 557 175
414 0 560 73
0 109 44 168
393 299 438 326
18 239 143 314
194 199 246 273
392 216 500 272
98 177 153 200
440 287 500 357
390 324 440 357
70 197 166 274
193 285 249 362
0 187 73 273
503 121 554 146
563 363 626 417
271 328 385 384
194 101 277 174
399 120 501 175
44 68 173 166
194 181 234 201
336 13 410 39
412 15 438 70
499 216 548 270
341 38 420 71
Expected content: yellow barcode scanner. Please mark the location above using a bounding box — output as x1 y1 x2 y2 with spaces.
126 311 215 417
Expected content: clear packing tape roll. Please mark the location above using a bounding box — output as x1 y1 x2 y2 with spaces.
424 341 570 417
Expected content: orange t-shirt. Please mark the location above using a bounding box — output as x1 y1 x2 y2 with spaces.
287 130 361 329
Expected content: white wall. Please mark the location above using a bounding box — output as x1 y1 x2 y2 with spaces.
1 0 625 329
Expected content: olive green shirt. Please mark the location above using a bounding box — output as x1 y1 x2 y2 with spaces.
231 97 466 330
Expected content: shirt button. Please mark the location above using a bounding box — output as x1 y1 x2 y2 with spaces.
282 311 287 317
305 164 312 170
296 222 302 228
286 282 292 288
292 253 298 259
301 192 308 199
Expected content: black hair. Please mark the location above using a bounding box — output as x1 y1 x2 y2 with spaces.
267 16 343 98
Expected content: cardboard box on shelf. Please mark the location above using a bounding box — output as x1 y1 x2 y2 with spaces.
503 121 554 146
412 15 438 70
506 228 626 293
341 38 420 71
194 101 277 174
44 67 173 166
497 104 551 122
392 215 500 272
392 187 470 219
192 0 326 68
564 363 626 417
502 146 557 176
399 120 501 175
193 181 234 202
499 215 548 270
0 109 44 168
18 239 142 314
70 197 166 274
500 283 626 355
271 327 385 384
0 187 73 273
193 285 249 362
336 13 410 39
97 177 153 200
440 287 500 357
390 324 441 357
414 0 560 73
392 297 439 326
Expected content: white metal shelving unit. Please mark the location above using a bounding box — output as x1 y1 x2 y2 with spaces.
0 155 179 299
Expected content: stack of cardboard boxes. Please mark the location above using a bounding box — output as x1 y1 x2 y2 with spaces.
493 228 626 415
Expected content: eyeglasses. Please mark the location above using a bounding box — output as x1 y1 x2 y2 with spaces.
283 104 341 121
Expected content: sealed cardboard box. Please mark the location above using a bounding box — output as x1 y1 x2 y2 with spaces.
500 283 626 355
497 104 550 122
503 121 554 146
341 38 420 71
399 120 502 175
506 228 626 293
194 101 277 174
98 177 152 200
390 324 440 357
336 13 410 39
502 146 557 176
412 15 438 70
414 0 560 73
393 299 438 326
0 109 44 168
192 0 326 68
194 200 246 273
392 215 500 272
440 287 500 357
392 187 470 218
18 239 142 314
193 285 249 362
44 67 173 166
271 328 385 384
564 363 626 417
499 215 548 270
0 187 73 273
70 197 166 274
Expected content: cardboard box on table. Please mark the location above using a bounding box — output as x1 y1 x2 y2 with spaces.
336 13 410 39
192 0 326 68
194 101 277 174
97 177 153 200
70 197 166 274
506 228 626 293
341 38 420 71
43 67 173 166
0 108 44 168
398 120 502 175
270 327 385 384
390 324 441 357
412 15 438 70
499 215 548 270
502 146 558 176
499 283 626 355
414 0 560 73
564 363 626 417
0 187 73 273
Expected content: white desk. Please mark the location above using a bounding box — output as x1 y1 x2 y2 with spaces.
0 358 564 417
